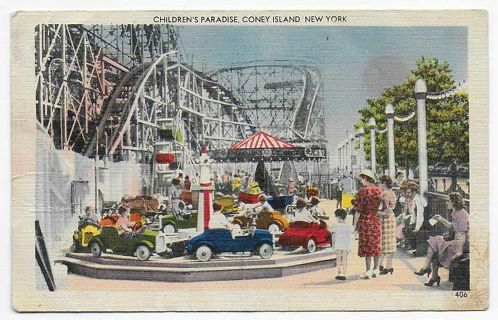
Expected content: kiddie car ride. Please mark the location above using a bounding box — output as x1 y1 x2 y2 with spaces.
185 228 274 262
73 220 101 252
267 195 295 214
74 207 148 252
215 195 243 216
238 192 261 204
159 210 198 234
99 210 145 227
88 226 168 261
277 220 332 253
231 210 290 234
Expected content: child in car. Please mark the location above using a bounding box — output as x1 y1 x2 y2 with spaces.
292 198 318 223
209 202 233 230
79 205 99 225
117 205 133 236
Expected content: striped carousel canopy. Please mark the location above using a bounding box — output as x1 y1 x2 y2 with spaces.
231 132 296 149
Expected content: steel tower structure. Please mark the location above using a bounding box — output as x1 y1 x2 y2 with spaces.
35 24 179 153
35 24 327 192
209 61 326 143
35 24 254 161
209 61 328 184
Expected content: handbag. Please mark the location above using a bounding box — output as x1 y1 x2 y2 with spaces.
378 195 386 212
395 222 405 240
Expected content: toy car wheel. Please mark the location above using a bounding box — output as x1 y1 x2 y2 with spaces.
70 241 78 253
268 223 281 234
258 243 273 259
162 223 176 235
195 245 212 262
90 241 102 258
306 238 317 253
277 187 287 195
72 238 82 252
135 245 151 261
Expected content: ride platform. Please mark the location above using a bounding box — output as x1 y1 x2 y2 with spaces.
56 248 336 282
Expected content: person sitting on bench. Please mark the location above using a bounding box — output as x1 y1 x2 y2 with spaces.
402 181 427 251
414 192 469 287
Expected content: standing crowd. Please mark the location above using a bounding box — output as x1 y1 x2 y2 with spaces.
330 169 468 289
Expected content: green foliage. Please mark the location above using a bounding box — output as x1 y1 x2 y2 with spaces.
355 57 469 172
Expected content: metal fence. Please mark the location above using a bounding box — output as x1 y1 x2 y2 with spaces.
310 174 334 199
429 176 470 197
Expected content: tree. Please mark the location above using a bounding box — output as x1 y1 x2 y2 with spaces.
355 57 469 174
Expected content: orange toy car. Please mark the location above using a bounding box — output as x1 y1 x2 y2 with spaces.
232 211 290 234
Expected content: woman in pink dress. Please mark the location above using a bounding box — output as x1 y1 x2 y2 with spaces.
415 192 469 287
353 169 383 279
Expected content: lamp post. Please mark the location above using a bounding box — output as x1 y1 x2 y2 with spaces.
349 133 355 176
337 144 342 172
344 138 349 173
385 104 396 180
340 143 345 172
355 127 365 172
94 127 99 214
414 79 429 194
369 117 377 174
341 143 345 172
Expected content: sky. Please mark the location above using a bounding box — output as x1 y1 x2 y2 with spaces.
178 26 467 167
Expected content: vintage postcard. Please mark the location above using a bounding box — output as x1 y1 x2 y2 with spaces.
11 10 488 311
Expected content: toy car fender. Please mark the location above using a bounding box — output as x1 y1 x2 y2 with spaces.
155 233 168 254
138 239 155 250
188 241 212 253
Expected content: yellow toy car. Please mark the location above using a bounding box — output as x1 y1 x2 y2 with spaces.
248 181 262 195
216 195 242 215
73 221 101 252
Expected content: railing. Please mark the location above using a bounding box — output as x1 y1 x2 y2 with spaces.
430 176 470 197
310 174 334 199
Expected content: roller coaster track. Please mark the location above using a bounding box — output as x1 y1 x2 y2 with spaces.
83 52 255 162
209 60 325 142
36 23 324 165
83 62 153 157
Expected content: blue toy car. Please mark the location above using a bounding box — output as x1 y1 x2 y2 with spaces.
185 229 274 262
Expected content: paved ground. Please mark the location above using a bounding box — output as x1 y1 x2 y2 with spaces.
59 199 451 292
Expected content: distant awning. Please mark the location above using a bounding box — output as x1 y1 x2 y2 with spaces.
231 132 295 149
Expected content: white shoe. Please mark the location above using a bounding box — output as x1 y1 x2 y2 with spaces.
372 269 380 278
360 270 373 279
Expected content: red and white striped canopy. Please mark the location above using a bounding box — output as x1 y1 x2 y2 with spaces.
231 132 295 149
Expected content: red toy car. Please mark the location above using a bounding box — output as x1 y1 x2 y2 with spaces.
238 192 261 204
277 220 332 253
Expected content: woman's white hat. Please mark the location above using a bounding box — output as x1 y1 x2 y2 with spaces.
359 169 376 182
